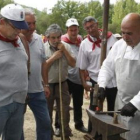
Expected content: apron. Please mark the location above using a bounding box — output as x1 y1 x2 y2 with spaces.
115 45 140 140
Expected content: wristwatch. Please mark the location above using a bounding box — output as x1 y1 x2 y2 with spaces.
44 84 49 87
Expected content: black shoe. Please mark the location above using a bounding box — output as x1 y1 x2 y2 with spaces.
75 126 88 133
69 106 73 110
54 128 60 137
65 136 71 140
69 132 73 137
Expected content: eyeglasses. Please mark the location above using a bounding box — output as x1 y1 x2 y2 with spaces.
8 22 19 30
84 23 97 31
5 19 19 30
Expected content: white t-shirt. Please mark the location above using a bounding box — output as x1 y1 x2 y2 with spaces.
28 33 46 93
76 34 117 88
0 37 28 106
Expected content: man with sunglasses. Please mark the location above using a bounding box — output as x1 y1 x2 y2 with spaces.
77 16 117 133
0 4 29 140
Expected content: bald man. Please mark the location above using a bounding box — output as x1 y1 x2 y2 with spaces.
97 13 140 140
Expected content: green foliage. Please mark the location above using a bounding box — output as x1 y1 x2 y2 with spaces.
44 0 103 36
2 0 140 36
47 0 88 35
0 0 14 9
137 3 140 13
87 1 103 27
110 0 138 33
35 10 49 34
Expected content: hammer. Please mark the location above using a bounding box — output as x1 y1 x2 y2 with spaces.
92 84 104 111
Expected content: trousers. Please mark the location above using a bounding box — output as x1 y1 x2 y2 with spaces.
48 81 71 137
67 79 84 128
0 102 24 140
21 92 51 140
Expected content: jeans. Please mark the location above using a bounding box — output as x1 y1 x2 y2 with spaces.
22 92 51 140
0 102 24 140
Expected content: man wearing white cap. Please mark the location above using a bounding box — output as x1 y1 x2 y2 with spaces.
114 33 122 40
61 18 88 133
0 3 28 140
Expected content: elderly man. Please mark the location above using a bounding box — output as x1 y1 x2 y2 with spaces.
21 8 51 140
0 4 28 140
61 18 87 133
77 16 117 133
98 13 140 140
44 24 76 140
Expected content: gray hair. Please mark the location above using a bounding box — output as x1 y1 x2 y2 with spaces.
0 14 10 23
45 24 62 37
24 8 36 20
24 8 35 15
82 16 97 26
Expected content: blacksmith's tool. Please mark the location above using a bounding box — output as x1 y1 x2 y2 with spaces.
92 84 104 111
85 109 129 140
95 111 121 114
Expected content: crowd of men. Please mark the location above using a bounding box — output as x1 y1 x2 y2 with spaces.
0 3 140 140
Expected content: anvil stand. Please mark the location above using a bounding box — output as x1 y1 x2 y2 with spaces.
84 109 129 140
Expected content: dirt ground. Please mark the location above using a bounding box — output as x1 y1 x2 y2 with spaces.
23 94 107 140
23 98 89 140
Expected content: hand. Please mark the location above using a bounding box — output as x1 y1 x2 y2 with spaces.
44 86 51 98
57 43 65 51
83 83 92 92
52 50 63 60
121 102 137 117
84 91 90 100
98 87 105 100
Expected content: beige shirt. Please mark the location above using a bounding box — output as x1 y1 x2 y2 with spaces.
44 41 74 83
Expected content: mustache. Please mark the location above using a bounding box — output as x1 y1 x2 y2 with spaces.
51 42 60 48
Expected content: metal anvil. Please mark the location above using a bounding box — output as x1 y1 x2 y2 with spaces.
86 109 129 140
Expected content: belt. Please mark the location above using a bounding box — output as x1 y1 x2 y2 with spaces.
49 80 67 86
49 80 67 95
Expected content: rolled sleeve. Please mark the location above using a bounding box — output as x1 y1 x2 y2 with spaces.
76 44 89 70
130 91 140 110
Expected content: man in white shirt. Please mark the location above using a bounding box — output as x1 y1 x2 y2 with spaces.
98 13 140 140
77 16 117 133
61 18 87 133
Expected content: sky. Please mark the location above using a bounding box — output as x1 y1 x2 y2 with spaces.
14 0 140 12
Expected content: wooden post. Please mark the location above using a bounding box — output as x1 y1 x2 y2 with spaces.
100 0 110 66
98 0 110 111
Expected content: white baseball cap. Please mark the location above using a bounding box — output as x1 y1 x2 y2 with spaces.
0 4 28 29
66 18 79 27
114 33 122 38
